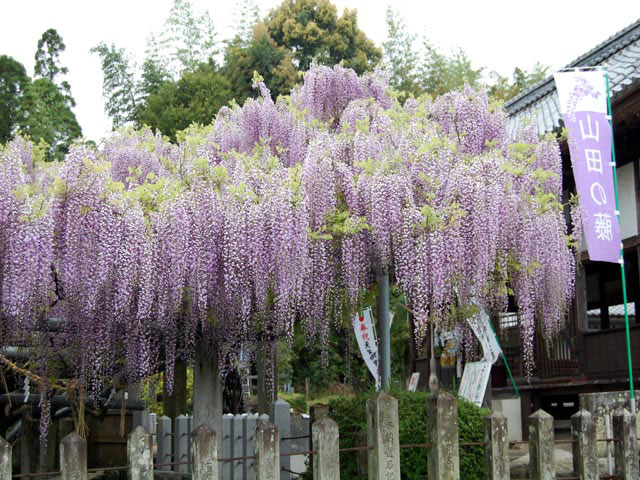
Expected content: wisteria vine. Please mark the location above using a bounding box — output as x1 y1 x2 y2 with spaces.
0 64 576 439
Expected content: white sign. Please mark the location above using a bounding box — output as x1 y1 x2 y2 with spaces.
408 372 420 392
458 361 491 406
466 308 501 364
352 307 380 390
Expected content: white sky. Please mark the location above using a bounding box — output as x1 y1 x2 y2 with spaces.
2 0 639 142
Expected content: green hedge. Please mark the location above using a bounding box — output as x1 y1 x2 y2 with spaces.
328 391 488 480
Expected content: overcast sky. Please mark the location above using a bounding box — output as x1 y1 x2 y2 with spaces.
2 0 639 142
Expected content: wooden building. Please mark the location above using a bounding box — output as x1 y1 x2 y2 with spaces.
492 18 640 437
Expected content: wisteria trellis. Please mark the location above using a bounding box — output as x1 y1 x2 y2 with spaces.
0 65 576 440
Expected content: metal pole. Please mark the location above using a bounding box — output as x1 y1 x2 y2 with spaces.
376 269 391 390
605 67 636 416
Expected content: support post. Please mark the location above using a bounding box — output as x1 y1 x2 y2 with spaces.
270 400 291 480
174 414 192 473
612 409 638 480
192 425 218 480
427 391 459 480
484 412 509 480
163 359 188 419
0 437 11 480
255 421 279 480
128 426 153 480
571 409 597 480
366 391 400 480
194 342 222 476
528 409 555 480
376 270 391 390
312 416 340 480
60 432 87 480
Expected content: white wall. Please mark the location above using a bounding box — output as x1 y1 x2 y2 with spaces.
618 162 638 239
491 398 523 442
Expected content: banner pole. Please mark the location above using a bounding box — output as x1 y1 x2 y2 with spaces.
604 66 636 416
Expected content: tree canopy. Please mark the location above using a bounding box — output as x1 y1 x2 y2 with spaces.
0 55 29 143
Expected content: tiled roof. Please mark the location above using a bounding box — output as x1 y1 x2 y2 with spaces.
505 18 640 139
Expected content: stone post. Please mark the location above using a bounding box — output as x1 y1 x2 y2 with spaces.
128 426 153 480
271 399 291 480
427 391 459 480
571 409 597 480
192 425 218 480
310 403 329 466
175 414 192 473
312 416 340 480
60 432 87 480
612 409 638 480
0 437 11 480
528 409 555 480
255 421 280 480
484 412 509 480
366 390 400 480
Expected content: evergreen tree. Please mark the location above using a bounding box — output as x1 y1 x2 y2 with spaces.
34 28 75 106
0 55 29 143
382 6 419 97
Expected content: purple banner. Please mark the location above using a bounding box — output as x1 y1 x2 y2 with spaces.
555 70 620 263
565 111 619 262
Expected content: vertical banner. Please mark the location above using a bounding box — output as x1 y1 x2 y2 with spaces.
554 70 620 263
352 307 381 390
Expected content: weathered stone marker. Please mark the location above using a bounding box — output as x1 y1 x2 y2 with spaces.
0 436 11 480
366 390 400 480
612 409 638 480
60 432 87 480
484 411 509 480
427 391 459 480
312 416 340 480
128 426 153 480
571 409 597 480
255 421 280 480
528 409 555 480
192 424 218 480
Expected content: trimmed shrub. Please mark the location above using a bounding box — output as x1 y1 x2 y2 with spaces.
328 390 488 479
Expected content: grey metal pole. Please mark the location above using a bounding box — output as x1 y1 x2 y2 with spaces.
376 269 391 390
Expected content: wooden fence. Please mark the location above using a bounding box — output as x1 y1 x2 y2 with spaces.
2 390 638 479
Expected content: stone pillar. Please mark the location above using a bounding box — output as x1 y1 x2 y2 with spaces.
156 416 172 470
612 409 638 480
255 421 279 480
60 432 87 480
310 404 329 467
366 391 400 480
312 416 340 480
571 409 597 480
192 425 218 480
528 409 555 480
271 399 291 480
484 412 509 480
194 342 223 438
127 426 153 480
174 414 192 473
427 391 459 480
0 437 11 480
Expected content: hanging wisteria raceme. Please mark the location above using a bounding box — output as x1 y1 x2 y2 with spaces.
0 64 576 435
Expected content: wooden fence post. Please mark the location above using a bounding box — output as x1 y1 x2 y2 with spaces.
312 416 340 480
156 415 172 470
255 421 279 480
484 411 509 480
0 436 11 480
192 424 218 480
528 409 555 480
571 409 597 480
366 390 400 480
60 432 87 480
427 391 459 480
612 409 638 480
128 426 153 480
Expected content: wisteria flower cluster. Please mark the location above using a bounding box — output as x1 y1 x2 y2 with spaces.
0 64 575 427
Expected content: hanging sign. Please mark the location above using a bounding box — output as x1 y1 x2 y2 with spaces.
352 307 381 390
466 308 501 363
554 69 619 263
408 372 420 392
458 361 492 406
